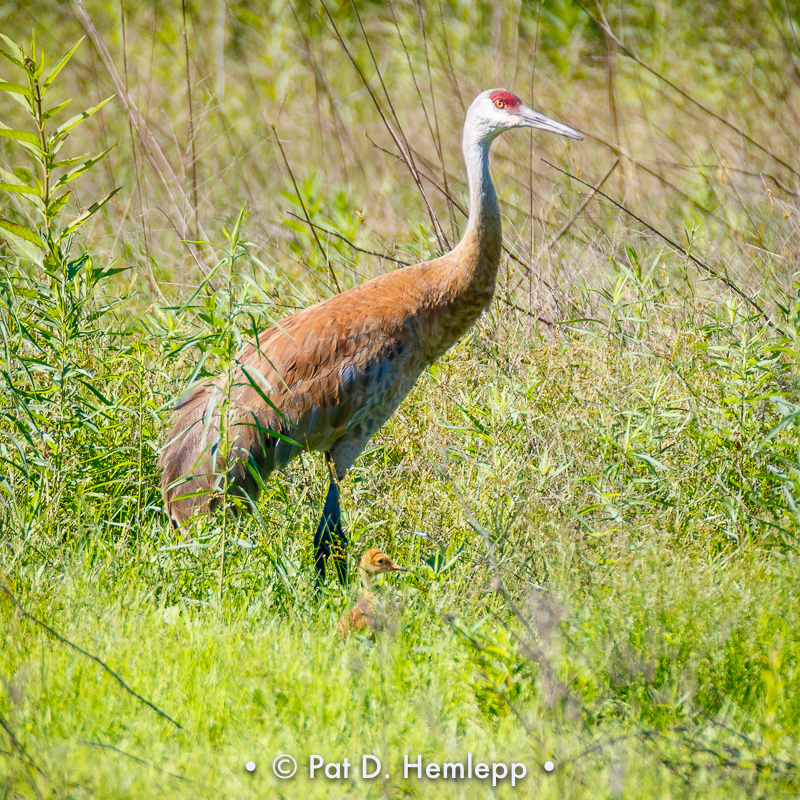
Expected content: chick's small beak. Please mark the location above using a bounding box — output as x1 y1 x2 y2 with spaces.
519 106 583 140
388 561 405 572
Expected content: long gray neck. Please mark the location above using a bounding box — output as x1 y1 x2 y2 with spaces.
461 133 500 246
419 126 504 363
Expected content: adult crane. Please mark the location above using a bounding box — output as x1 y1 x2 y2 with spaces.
159 89 582 583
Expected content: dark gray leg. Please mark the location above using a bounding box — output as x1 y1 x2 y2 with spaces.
313 477 348 586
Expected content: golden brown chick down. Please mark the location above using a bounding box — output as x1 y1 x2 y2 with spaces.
338 548 404 639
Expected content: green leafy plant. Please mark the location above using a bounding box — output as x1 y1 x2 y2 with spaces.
0 32 118 263
0 33 123 527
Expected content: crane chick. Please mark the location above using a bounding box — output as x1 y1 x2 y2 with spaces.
159 89 582 584
338 548 405 639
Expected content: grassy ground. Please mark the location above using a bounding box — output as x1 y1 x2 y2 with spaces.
2 1 800 797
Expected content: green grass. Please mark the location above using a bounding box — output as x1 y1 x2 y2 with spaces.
2 1 800 797
4 506 800 797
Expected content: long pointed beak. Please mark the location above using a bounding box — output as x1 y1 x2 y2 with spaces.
519 106 583 140
388 561 405 572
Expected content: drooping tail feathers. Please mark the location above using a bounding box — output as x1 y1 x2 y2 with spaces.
158 377 288 530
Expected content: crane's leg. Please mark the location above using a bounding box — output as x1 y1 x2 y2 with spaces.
314 437 372 588
313 457 348 587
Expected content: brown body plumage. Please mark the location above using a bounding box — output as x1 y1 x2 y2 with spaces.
338 548 404 638
160 225 498 520
159 90 581 581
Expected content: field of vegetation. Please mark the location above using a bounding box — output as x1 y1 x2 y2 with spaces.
2 0 800 796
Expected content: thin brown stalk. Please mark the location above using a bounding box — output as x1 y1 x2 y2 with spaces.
0 711 45 779
581 128 731 227
321 0 448 252
287 1 329 179
0 583 184 730
509 0 524 87
285 212 410 266
598 0 620 152
762 0 800 87
146 0 157 117
414 0 455 241
586 4 800 178
507 158 619 306
312 13 357 186
72 0 210 247
784 0 800 60
543 158 784 335
215 0 226 99
511 157 621 301
387 0 452 245
366 134 595 282
437 0 465 114
181 0 199 240
500 294 559 327
78 740 198 785
118 0 160 299
541 158 620 253
529 1 541 309
272 125 342 293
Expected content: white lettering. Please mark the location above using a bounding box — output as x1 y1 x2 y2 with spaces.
443 763 464 779
308 753 524 783
325 762 340 779
404 754 422 778
362 755 381 779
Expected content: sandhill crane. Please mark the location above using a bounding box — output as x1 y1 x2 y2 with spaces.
159 89 581 583
338 548 405 638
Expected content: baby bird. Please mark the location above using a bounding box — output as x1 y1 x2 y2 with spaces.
338 548 404 639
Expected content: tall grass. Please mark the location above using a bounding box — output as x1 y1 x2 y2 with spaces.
1 2 800 797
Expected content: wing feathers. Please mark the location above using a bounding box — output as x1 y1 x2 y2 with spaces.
160 265 436 525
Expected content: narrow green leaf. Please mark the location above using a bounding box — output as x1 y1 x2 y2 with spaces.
50 138 67 158
631 451 671 473
0 167 27 186
91 260 129 282
0 126 41 147
229 204 246 243
175 260 225 316
52 152 88 168
47 190 71 217
0 49 24 69
0 169 45 214
43 37 83 90
42 99 70 122
54 146 115 190
63 186 122 235
0 183 41 197
66 253 88 282
0 34 24 63
52 95 115 139
34 49 45 80
0 218 45 265
4 90 31 113
0 81 33 99
0 218 45 249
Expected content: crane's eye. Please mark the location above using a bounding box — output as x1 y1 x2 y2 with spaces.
494 99 505 109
